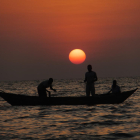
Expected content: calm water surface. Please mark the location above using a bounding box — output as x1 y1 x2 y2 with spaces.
0 77 140 140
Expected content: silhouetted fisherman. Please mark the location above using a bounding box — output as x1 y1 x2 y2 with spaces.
84 64 98 96
37 78 56 97
108 80 121 94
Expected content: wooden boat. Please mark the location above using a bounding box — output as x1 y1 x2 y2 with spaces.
0 88 138 106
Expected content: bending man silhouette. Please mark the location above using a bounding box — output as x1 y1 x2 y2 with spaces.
37 78 56 97
84 65 98 96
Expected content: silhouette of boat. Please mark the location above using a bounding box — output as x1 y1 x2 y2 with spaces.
0 88 137 106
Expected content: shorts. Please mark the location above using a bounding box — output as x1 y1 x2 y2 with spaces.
37 87 47 97
86 84 95 96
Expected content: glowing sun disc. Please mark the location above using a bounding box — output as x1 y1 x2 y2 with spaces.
69 49 86 64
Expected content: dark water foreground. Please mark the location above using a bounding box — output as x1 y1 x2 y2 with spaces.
0 77 140 139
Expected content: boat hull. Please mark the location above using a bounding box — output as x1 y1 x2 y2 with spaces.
0 88 138 106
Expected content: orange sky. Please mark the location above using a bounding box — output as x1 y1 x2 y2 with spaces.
0 0 140 80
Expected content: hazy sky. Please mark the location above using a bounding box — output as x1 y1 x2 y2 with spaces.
0 0 140 81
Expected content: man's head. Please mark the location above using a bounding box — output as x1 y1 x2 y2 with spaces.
87 65 92 72
49 78 53 84
113 80 117 86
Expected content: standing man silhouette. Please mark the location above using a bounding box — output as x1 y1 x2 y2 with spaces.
84 65 98 96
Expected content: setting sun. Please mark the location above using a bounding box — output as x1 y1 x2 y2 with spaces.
69 49 86 64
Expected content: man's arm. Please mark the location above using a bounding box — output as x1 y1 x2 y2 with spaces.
94 73 98 82
46 89 50 93
108 89 112 94
50 85 56 92
118 86 121 93
108 86 112 93
84 73 87 82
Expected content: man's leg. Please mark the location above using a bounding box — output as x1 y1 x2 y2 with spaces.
37 88 47 97
91 85 95 96
86 84 90 96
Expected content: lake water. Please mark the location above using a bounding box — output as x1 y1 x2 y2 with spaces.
0 77 140 140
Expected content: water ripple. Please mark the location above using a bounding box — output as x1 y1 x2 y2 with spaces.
0 77 140 139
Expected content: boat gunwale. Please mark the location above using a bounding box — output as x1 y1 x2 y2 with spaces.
0 88 138 106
